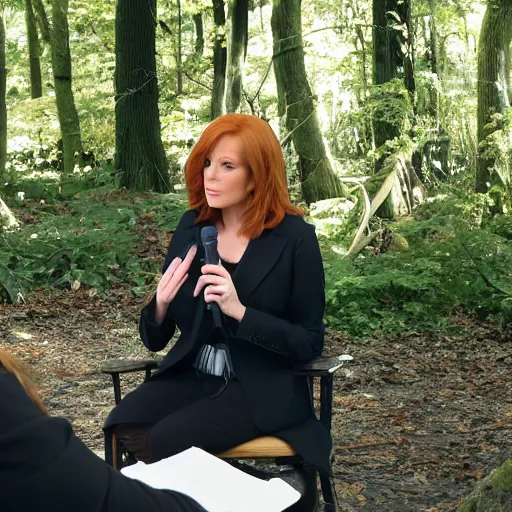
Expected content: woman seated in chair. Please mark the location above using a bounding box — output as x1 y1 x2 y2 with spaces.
104 114 330 477
0 349 205 512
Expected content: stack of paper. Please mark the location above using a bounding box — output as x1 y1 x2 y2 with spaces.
121 446 301 512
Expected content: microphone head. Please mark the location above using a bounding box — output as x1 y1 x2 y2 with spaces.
201 226 218 245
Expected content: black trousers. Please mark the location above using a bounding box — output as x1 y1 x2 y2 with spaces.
103 370 261 463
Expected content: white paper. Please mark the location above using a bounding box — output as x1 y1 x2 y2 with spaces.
121 446 301 512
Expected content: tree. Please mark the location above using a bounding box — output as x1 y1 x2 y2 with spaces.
32 0 50 44
271 0 344 204
372 0 415 149
211 0 227 119
193 12 204 56
115 0 170 192
371 0 424 218
50 0 83 174
225 0 248 113
25 0 42 98
0 12 6 179
476 0 512 195
176 0 183 94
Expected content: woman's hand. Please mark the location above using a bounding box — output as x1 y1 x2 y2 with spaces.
155 245 197 324
193 264 246 322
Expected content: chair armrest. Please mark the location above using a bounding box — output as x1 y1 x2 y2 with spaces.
294 354 353 377
101 359 160 405
295 354 354 433
101 359 160 375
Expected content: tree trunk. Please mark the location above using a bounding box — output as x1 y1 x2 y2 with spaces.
50 0 83 174
476 0 512 193
348 0 368 102
428 0 439 75
373 0 414 148
211 0 227 119
0 14 7 180
25 0 42 99
193 13 204 56
506 33 512 102
177 0 183 94
271 0 344 204
115 0 170 192
225 0 248 113
372 0 421 218
33 0 51 44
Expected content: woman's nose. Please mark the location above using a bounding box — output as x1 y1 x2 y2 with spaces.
205 162 219 179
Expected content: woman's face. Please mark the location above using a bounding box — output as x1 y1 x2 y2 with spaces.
203 134 254 213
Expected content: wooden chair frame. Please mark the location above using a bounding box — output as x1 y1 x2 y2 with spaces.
102 354 352 512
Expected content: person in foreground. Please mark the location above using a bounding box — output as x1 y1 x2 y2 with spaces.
104 113 330 477
0 349 206 512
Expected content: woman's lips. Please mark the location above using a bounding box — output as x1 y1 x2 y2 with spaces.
206 189 221 196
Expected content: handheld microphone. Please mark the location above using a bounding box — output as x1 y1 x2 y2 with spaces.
200 226 223 329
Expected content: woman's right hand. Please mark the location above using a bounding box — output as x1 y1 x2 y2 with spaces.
155 244 197 324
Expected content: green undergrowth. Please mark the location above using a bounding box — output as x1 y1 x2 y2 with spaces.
0 179 187 302
2 183 511 337
459 459 512 512
321 193 512 336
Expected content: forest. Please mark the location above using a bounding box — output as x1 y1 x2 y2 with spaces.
0 0 511 510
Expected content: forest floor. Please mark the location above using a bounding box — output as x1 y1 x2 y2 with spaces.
1 287 511 512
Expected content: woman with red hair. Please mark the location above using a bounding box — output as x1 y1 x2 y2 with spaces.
104 114 329 481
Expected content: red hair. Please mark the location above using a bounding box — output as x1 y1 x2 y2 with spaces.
0 349 48 415
185 114 303 239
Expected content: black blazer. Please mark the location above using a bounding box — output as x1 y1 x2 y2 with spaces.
140 210 332 474
0 371 205 512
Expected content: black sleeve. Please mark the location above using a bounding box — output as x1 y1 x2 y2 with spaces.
139 211 195 353
106 464 208 512
236 222 325 363
140 294 177 353
0 410 206 512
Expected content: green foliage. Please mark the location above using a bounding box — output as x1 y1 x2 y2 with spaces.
413 192 495 230
0 190 187 302
368 79 412 129
320 193 512 337
479 109 512 209
459 459 512 512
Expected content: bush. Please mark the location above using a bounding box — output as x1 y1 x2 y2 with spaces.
321 201 512 336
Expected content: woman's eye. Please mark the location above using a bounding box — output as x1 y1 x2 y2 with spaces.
204 158 211 167
223 162 233 169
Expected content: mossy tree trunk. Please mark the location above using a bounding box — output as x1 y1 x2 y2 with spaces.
271 0 344 204
0 14 6 180
176 0 183 94
193 13 204 56
115 0 170 192
476 0 512 194
225 0 248 113
25 0 42 98
211 0 227 119
50 0 83 174
373 0 414 148
33 0 51 44
372 0 421 218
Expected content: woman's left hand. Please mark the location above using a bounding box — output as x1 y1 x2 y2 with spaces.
193 264 246 322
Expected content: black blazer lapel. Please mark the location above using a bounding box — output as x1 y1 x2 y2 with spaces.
233 230 287 303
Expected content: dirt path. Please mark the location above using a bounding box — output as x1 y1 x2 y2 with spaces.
1 291 511 511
